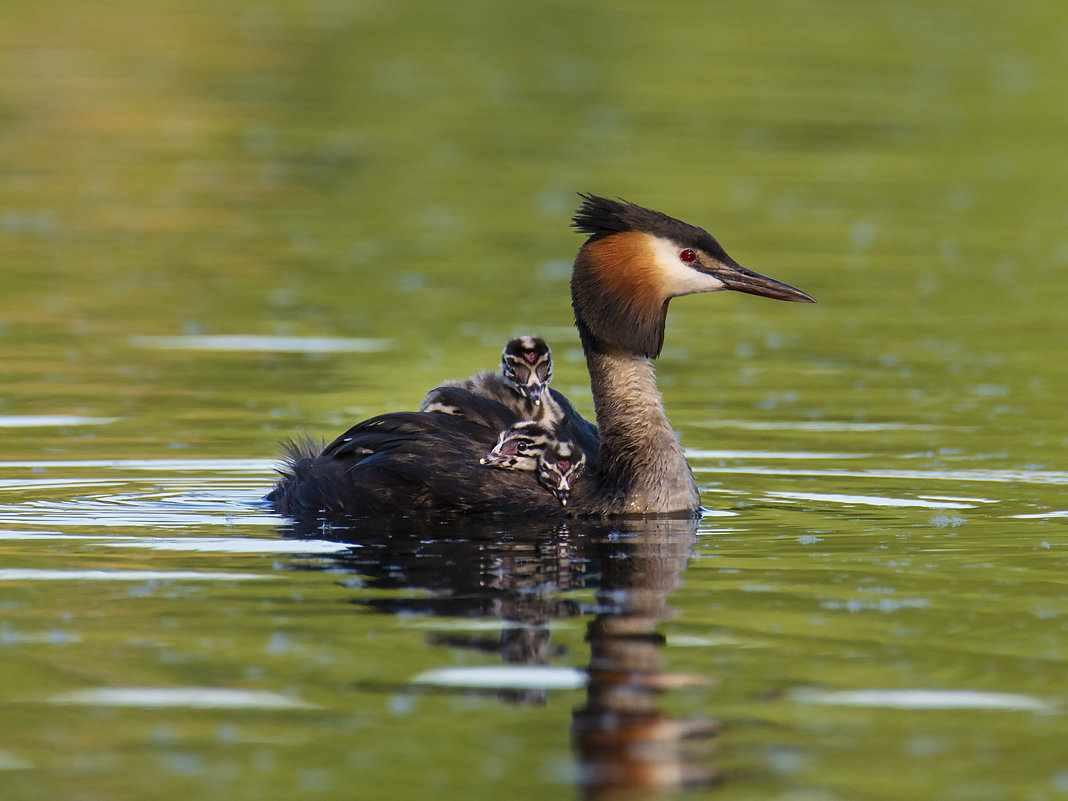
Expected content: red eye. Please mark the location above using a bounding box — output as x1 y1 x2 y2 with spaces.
679 249 697 263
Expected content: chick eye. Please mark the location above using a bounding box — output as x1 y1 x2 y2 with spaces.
679 249 697 263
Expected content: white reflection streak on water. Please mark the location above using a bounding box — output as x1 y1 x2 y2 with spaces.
0 479 127 492
693 465 1068 485
687 449 869 459
763 491 974 510
694 420 958 432
48 687 316 709
917 495 998 503
0 510 277 527
0 459 276 471
98 537 351 553
0 416 121 428
0 569 275 581
0 531 350 553
0 474 279 526
0 490 275 523
411 666 588 690
791 688 1052 712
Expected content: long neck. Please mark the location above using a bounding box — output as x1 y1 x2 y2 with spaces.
584 342 700 515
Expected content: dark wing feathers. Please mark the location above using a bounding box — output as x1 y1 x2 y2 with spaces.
269 386 598 517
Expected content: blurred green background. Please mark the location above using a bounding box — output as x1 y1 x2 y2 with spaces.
3 0 1064 464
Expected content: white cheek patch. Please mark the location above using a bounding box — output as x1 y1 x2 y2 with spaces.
648 236 726 297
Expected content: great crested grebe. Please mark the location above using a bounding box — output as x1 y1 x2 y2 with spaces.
268 194 814 518
480 420 587 507
419 336 553 417
420 334 600 462
533 438 585 507
480 419 559 471
500 335 553 405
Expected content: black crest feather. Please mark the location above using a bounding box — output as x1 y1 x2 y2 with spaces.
572 193 728 259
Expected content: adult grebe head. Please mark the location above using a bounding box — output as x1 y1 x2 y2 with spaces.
570 195 815 358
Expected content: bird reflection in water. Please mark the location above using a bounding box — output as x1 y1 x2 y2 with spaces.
279 516 719 795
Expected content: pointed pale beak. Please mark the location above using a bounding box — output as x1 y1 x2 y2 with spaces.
481 453 512 468
519 383 544 405
552 476 572 506
711 258 816 303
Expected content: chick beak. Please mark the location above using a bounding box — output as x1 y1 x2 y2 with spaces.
553 476 571 507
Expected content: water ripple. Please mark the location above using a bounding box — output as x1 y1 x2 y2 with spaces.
687 449 867 460
764 491 974 509
0 459 275 472
0 569 275 582
694 420 956 432
0 531 350 553
694 465 1068 485
0 496 276 528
